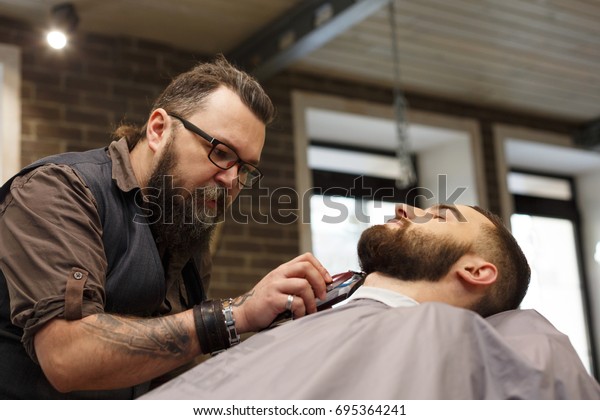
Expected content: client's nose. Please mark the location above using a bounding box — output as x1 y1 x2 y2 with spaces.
395 204 427 221
395 204 415 219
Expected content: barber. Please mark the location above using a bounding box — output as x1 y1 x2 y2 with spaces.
0 55 331 399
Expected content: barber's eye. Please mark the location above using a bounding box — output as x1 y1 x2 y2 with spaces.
212 146 229 159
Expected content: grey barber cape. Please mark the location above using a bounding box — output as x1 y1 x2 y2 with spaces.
142 287 600 399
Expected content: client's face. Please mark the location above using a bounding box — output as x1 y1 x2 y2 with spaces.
357 205 473 281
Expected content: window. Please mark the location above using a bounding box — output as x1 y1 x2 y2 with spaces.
308 141 418 274
0 43 21 183
294 93 483 280
509 171 596 375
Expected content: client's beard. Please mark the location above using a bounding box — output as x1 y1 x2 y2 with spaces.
357 223 471 281
142 139 227 254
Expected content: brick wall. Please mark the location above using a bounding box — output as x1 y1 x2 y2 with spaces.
1 14 582 300
208 75 301 297
0 15 203 163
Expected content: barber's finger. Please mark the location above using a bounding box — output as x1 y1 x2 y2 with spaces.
288 294 307 319
282 262 328 300
292 252 333 284
275 277 318 314
295 281 318 314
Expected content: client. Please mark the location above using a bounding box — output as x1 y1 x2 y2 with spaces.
142 204 600 399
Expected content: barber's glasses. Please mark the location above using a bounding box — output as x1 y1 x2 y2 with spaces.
168 113 263 188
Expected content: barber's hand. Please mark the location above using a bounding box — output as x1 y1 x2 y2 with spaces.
232 252 332 333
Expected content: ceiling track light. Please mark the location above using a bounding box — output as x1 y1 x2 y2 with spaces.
46 2 79 50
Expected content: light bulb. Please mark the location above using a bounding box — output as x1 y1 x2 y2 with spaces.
47 30 67 49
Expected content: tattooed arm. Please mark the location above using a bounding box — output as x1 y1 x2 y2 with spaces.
33 310 199 392
32 252 333 393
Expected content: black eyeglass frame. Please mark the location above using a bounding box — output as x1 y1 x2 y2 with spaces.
168 113 263 187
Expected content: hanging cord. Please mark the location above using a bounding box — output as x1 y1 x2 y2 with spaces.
388 0 417 189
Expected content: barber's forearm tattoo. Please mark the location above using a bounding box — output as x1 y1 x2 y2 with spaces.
80 314 192 358
233 290 254 306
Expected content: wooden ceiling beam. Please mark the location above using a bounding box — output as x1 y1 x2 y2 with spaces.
227 0 389 81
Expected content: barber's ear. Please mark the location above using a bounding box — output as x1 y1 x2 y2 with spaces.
146 108 170 153
456 255 497 286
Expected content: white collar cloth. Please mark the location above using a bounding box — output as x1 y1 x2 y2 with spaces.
333 285 419 309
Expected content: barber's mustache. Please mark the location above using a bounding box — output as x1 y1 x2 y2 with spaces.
195 186 229 207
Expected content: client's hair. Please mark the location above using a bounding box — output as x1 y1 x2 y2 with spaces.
469 206 531 317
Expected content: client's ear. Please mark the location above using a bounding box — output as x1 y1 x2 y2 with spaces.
456 255 497 286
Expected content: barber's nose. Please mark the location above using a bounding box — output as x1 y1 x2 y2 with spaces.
214 165 239 190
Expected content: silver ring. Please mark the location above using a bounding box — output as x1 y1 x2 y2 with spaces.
285 294 294 312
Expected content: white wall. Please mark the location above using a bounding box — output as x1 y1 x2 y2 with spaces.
417 137 479 208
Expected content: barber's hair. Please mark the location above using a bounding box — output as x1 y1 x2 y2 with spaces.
469 206 531 317
113 54 275 149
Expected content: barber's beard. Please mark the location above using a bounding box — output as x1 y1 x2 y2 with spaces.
357 223 471 281
143 138 227 254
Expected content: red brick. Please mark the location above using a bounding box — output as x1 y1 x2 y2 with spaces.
21 103 61 120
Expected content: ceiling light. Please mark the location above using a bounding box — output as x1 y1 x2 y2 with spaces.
47 30 67 49
46 3 79 50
